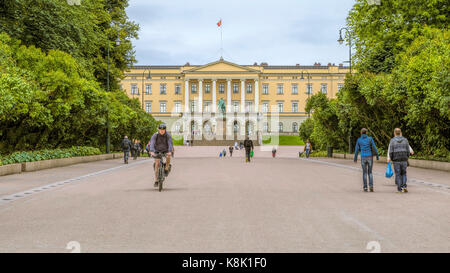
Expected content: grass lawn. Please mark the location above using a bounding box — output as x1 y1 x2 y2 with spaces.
262 135 305 146
172 135 184 145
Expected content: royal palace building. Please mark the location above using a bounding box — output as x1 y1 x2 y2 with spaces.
121 58 349 145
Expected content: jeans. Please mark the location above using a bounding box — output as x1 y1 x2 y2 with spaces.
123 151 129 162
246 150 251 162
393 161 408 191
361 157 373 189
305 149 311 158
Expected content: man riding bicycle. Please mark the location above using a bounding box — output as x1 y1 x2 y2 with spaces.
150 124 173 187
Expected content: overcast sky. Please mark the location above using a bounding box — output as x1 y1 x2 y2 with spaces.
126 0 356 66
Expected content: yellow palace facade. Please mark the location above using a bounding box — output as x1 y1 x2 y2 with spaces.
121 58 349 144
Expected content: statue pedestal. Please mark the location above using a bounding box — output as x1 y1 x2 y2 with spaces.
216 116 227 140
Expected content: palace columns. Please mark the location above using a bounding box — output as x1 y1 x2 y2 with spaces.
212 80 217 114
184 80 189 113
198 79 203 113
254 79 259 113
240 79 245 113
226 79 231 113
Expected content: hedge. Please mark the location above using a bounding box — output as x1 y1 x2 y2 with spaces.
0 146 101 166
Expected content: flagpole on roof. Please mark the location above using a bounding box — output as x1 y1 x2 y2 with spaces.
220 18 223 59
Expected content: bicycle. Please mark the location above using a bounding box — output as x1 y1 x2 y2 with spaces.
152 152 168 192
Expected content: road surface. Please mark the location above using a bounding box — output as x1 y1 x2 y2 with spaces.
0 146 449 252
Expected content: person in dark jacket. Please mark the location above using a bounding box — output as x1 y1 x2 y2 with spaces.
150 124 174 187
387 128 414 193
229 146 234 157
243 136 254 163
121 136 132 164
354 128 379 192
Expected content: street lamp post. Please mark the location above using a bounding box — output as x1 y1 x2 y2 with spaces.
106 35 122 154
141 69 151 110
300 71 312 118
338 27 353 154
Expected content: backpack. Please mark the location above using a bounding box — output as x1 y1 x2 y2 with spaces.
123 139 130 149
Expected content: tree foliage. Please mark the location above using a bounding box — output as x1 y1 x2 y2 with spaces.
305 1 449 159
0 33 157 153
0 0 139 91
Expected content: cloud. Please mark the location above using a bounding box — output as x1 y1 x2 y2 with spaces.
126 0 356 65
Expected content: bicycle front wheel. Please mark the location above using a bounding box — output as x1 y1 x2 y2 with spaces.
158 167 164 192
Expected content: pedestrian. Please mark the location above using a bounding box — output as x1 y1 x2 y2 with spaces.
229 146 234 157
354 128 379 192
145 141 151 157
131 139 139 160
120 135 132 164
243 136 254 163
272 147 277 158
387 128 414 193
136 140 143 158
234 141 239 150
240 141 244 150
304 140 312 158
222 148 226 158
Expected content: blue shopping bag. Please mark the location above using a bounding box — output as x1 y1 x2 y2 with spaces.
219 152 223 157
385 163 393 178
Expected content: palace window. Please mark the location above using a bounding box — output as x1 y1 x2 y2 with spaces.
292 122 298 132
278 122 284 132
174 122 181 132
262 102 269 113
160 102 167 113
277 84 284 95
219 83 225 93
263 122 269 133
174 102 181 113
131 84 138 95
174 84 181 95
246 83 252 94
292 102 298 113
191 84 197 94
291 84 298 94
205 83 211 94
306 83 313 95
145 101 152 113
245 101 253 112
145 84 152 95
204 101 211 113
160 84 167 95
233 83 239 93
190 100 197 112
262 84 269 95
321 83 328 94
232 101 239 112
277 102 284 113
338 83 344 92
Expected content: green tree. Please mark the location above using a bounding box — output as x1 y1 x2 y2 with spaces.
347 0 449 73
0 0 139 91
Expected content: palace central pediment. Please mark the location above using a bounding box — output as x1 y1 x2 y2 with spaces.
184 59 259 74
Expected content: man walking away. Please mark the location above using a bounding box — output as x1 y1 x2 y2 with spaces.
272 147 277 158
229 146 234 157
387 128 414 193
244 136 254 163
121 136 132 164
222 148 226 158
354 128 379 192
304 140 312 158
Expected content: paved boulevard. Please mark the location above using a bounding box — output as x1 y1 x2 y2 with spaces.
0 146 449 252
